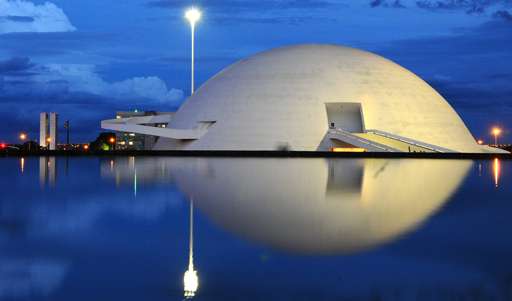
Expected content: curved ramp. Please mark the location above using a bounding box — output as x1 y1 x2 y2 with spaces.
101 116 206 140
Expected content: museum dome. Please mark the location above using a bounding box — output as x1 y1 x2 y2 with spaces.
154 44 490 152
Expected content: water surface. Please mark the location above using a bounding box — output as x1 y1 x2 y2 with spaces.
0 157 510 300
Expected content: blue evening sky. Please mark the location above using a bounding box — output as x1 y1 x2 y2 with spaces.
0 0 511 143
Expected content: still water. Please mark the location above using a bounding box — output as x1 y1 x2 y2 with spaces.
0 157 510 300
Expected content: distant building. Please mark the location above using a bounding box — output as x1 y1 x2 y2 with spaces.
39 113 48 148
112 111 173 150
40 112 58 150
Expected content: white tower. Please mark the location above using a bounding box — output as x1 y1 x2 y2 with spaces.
39 112 48 148
49 112 58 150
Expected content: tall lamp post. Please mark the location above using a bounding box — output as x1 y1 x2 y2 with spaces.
185 7 201 95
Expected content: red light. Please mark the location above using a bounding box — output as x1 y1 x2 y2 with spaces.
0 143 6 149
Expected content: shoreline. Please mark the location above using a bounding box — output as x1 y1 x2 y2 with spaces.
1 150 511 160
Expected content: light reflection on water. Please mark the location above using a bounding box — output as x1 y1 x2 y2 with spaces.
1 157 511 300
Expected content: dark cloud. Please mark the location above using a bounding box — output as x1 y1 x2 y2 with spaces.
146 0 334 10
370 0 406 8
0 57 35 75
145 0 338 25
4 16 35 23
371 0 512 16
493 9 512 20
0 32 116 57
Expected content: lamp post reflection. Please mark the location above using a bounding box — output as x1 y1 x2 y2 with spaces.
493 158 501 188
183 199 199 298
20 157 25 174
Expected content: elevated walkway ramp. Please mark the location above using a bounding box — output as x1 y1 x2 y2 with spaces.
101 116 206 140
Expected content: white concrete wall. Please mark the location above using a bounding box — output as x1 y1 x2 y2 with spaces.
155 44 485 152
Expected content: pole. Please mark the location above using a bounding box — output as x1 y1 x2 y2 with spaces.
66 122 70 145
191 23 195 95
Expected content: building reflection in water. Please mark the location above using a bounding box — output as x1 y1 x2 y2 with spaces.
103 157 472 254
39 157 56 188
183 199 198 298
493 158 501 188
101 157 473 296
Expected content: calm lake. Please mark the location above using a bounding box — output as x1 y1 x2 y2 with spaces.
0 157 510 300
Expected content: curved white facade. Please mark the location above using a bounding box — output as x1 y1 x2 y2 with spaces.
103 44 503 153
153 44 491 152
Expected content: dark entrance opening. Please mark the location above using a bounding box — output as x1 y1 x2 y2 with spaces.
325 102 365 133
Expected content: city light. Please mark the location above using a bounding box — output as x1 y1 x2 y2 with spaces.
46 137 51 143
0 143 6 149
109 137 116 144
491 127 502 145
477 139 484 145
83 144 89 150
19 133 27 141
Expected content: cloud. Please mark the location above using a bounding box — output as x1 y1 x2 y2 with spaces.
0 32 116 59
370 0 512 16
37 64 184 104
370 0 406 8
493 9 512 20
0 56 34 75
146 0 339 25
415 0 511 13
146 0 335 10
0 58 184 105
0 0 76 34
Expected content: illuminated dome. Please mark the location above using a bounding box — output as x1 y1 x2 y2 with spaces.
104 44 503 153
154 44 495 152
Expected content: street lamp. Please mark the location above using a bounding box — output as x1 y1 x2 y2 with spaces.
185 7 201 95
19 133 27 142
109 137 116 151
491 127 502 146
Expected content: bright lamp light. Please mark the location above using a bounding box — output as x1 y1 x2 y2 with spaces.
185 8 201 25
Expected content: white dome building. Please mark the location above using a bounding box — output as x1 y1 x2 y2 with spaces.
103 44 503 153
